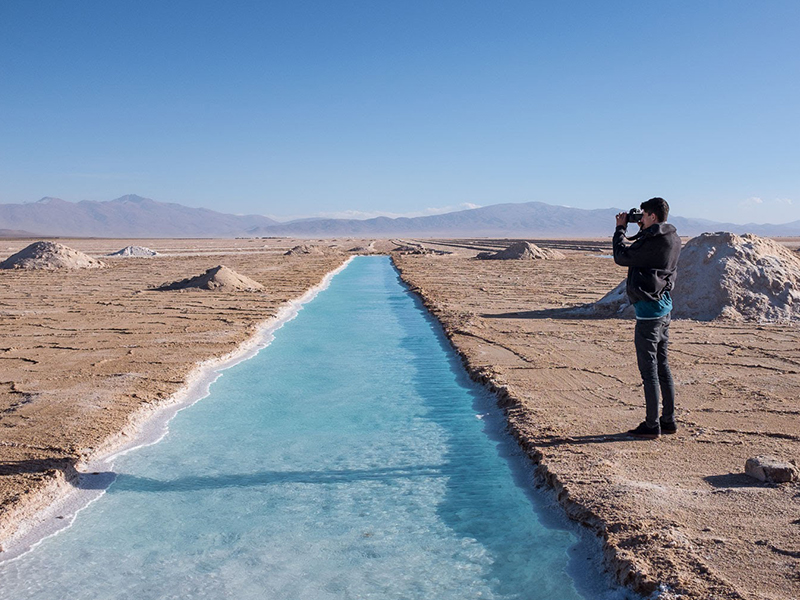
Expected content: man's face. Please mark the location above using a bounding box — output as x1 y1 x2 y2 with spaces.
641 211 658 229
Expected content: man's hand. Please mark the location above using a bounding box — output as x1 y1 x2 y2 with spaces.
616 212 628 228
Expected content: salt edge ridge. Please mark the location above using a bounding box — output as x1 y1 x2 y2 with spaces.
0 256 354 564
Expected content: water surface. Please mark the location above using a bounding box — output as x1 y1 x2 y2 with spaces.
0 256 628 599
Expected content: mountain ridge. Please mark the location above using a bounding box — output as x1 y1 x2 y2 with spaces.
0 195 280 238
1 195 799 238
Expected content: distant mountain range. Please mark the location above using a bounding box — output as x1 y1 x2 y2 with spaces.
0 195 279 238
0 228 38 238
1 195 799 238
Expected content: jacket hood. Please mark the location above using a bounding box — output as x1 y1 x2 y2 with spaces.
644 222 677 237
624 221 677 242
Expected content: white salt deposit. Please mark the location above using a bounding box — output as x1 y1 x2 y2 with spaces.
107 245 158 257
588 232 800 322
674 232 800 321
0 241 105 270
588 281 633 318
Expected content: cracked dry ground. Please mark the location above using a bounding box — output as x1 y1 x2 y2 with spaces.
0 238 350 544
393 251 800 600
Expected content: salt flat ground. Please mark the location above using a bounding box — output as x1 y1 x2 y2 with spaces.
1 236 798 600
395 239 800 600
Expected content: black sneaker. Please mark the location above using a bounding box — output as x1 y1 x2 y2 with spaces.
660 420 678 434
627 421 660 439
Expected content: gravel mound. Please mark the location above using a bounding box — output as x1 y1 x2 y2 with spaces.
107 245 158 257
0 241 105 270
284 244 325 256
156 265 265 292
589 232 800 321
477 241 565 260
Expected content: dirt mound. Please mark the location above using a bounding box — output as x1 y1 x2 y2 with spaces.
284 244 325 256
477 241 565 260
107 245 158 257
0 241 105 270
348 241 379 253
156 265 265 292
392 241 452 255
588 232 800 321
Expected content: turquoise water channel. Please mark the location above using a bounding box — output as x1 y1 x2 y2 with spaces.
0 257 628 599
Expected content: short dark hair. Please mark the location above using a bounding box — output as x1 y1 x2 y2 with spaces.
640 197 669 222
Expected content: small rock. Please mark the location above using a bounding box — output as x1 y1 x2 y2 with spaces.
745 455 799 483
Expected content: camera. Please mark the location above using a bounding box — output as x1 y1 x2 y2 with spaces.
626 208 643 223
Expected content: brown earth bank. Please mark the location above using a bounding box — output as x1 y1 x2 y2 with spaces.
0 237 387 549
392 241 800 600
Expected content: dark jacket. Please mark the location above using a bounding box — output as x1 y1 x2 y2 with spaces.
613 222 681 304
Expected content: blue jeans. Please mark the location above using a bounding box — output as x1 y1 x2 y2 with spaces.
634 314 675 428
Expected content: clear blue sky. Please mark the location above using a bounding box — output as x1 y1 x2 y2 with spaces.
1 1 798 223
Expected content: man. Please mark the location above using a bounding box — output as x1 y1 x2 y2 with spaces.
613 197 681 439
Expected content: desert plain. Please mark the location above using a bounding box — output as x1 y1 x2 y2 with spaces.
1 236 799 600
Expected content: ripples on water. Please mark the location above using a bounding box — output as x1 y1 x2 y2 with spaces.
0 256 633 600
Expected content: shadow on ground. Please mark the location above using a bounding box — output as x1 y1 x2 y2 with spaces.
481 308 623 320
0 458 74 476
704 473 769 489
